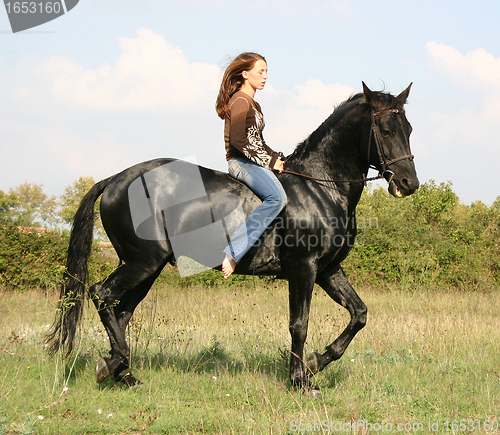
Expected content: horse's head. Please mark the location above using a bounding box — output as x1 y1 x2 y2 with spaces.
362 82 419 198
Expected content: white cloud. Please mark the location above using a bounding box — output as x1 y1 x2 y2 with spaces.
45 128 147 179
1 29 224 194
39 28 220 112
426 41 500 90
423 42 500 204
0 29 358 199
426 41 500 132
260 79 356 153
295 79 354 110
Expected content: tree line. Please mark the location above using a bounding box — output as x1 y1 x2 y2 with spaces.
344 181 500 291
0 177 108 290
0 178 499 291
0 176 104 235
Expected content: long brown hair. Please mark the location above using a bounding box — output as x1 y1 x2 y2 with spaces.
216 52 266 119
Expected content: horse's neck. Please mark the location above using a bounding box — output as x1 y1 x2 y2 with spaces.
284 119 368 208
290 126 367 181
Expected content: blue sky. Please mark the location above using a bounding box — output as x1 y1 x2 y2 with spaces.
1 0 499 205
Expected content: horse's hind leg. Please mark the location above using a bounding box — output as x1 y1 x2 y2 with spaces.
90 262 164 385
306 265 367 375
109 269 165 386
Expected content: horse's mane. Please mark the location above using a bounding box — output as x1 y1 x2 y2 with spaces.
286 90 404 164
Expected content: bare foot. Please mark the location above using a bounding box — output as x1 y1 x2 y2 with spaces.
222 254 236 279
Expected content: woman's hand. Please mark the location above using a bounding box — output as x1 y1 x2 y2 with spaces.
273 159 285 173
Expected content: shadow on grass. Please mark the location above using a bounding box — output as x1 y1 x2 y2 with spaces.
89 337 292 390
60 353 93 385
317 363 350 389
67 339 355 392
129 337 291 383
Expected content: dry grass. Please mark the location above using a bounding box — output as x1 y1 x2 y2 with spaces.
0 279 499 434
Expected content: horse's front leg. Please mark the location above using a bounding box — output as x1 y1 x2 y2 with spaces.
306 264 367 375
287 261 317 389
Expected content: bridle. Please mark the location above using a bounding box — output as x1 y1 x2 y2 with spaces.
281 107 414 185
368 108 414 184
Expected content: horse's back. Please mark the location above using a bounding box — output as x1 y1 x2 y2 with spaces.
99 158 261 267
101 158 258 216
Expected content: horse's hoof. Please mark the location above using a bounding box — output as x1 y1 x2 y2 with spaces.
115 370 142 387
306 352 321 375
96 358 112 383
305 386 322 398
118 373 142 387
296 378 322 397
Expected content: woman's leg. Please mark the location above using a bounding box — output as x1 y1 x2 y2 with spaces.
223 158 287 277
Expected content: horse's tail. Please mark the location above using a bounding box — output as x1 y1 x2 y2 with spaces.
46 177 112 357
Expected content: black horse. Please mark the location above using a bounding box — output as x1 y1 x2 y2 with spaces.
47 83 419 389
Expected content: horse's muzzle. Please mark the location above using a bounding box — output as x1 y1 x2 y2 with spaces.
388 174 420 198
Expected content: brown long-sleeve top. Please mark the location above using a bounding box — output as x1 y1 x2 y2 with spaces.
224 91 279 170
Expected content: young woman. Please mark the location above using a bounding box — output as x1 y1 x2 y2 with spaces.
216 52 287 279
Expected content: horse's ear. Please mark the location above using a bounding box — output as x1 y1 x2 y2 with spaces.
362 82 382 107
395 83 412 106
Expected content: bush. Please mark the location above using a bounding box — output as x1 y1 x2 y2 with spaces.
344 181 500 291
0 225 116 291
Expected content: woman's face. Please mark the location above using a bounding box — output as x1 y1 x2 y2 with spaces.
243 59 268 91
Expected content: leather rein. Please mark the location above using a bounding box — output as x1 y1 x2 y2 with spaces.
281 108 414 185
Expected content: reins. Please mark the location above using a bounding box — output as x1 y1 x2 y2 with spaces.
281 107 414 186
280 169 384 184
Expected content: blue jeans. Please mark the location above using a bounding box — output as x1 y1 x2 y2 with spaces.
224 157 287 263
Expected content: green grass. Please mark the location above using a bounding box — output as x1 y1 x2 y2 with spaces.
0 276 499 434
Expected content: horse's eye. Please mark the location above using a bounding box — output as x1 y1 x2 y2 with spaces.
381 130 393 138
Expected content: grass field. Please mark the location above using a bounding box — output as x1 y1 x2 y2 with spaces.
0 273 499 434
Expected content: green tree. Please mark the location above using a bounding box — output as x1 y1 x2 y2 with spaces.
344 181 500 291
0 190 19 223
59 176 104 237
408 180 458 225
7 182 58 226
